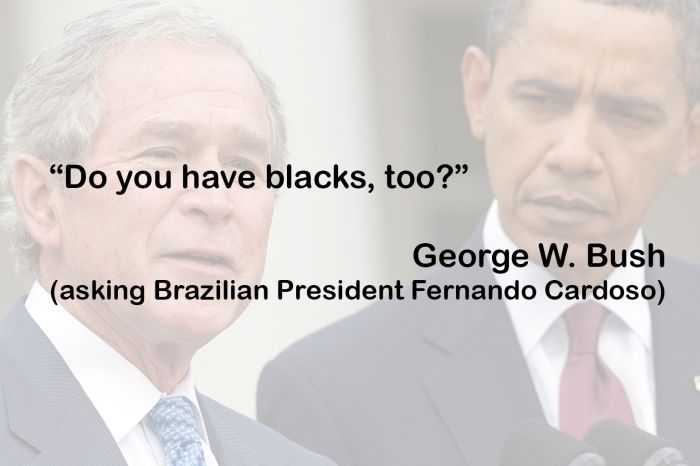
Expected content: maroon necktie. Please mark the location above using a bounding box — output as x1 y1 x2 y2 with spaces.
559 301 635 439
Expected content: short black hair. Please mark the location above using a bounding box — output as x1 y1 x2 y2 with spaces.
486 0 700 103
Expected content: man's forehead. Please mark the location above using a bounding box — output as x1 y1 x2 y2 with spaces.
494 0 685 97
515 0 679 53
99 41 266 114
92 40 271 146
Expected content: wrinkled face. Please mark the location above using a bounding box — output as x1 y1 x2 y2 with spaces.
54 42 274 346
475 0 695 264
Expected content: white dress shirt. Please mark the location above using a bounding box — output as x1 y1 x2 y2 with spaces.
25 282 219 466
482 201 657 434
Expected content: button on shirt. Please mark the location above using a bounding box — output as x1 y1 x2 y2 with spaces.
482 201 657 434
25 282 219 466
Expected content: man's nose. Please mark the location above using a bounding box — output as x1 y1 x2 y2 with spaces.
177 155 234 224
544 108 604 177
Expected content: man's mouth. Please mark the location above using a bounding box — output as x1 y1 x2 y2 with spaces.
161 250 235 273
171 252 225 265
529 195 606 224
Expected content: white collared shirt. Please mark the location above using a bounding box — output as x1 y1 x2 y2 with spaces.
482 201 656 434
25 282 219 466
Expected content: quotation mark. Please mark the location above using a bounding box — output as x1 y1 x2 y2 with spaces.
50 164 64 174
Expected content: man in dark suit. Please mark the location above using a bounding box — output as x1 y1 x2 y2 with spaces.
0 2 333 465
257 0 700 465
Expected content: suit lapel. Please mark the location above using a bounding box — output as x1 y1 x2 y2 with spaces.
0 301 126 466
649 263 700 463
421 230 544 466
199 395 262 466
423 297 543 466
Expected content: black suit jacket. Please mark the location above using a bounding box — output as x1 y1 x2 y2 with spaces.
258 230 700 466
0 300 336 466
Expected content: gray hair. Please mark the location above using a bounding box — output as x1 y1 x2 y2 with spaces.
0 1 287 278
485 0 700 103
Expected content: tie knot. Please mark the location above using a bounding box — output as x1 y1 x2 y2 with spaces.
565 301 608 355
148 396 206 466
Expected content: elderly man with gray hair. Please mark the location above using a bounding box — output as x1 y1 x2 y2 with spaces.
0 2 334 465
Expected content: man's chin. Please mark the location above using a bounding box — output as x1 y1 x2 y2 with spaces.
142 299 245 343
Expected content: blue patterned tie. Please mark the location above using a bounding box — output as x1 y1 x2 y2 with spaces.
148 396 207 466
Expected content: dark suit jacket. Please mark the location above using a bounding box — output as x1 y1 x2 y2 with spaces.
257 231 700 466
0 300 336 466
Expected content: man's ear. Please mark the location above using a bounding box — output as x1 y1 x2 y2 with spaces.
461 46 492 140
675 102 700 178
12 154 62 249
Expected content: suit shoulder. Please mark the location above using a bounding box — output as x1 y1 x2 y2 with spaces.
274 267 477 366
658 256 700 306
277 297 426 366
0 370 30 465
0 318 12 426
199 395 334 465
663 256 700 286
0 375 6 423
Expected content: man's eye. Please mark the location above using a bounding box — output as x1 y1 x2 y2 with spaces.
222 157 260 173
518 93 568 113
134 149 182 169
605 108 656 129
142 148 179 160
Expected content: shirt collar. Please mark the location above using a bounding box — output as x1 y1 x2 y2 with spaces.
482 200 652 355
25 282 209 444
